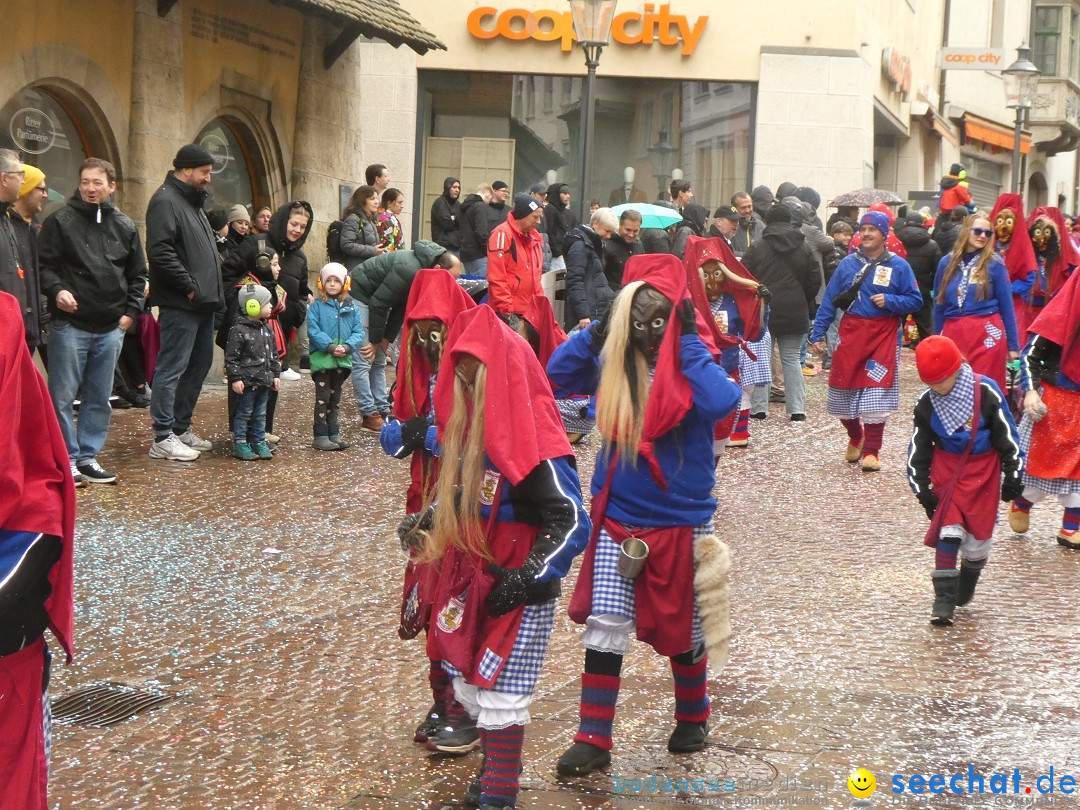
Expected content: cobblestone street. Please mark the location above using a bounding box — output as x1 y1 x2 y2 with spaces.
50 354 1079 809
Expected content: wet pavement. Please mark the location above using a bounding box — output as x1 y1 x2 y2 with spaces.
50 352 1080 809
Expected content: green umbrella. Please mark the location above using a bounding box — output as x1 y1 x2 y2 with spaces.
612 202 681 229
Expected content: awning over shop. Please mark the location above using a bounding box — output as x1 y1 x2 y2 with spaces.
962 113 1031 155
285 0 446 61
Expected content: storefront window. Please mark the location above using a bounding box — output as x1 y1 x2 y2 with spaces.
0 87 90 217
195 118 255 212
421 70 752 212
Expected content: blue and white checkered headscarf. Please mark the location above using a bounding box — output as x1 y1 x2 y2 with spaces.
928 362 975 435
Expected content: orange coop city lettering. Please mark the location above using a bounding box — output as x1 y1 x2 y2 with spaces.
466 4 709 56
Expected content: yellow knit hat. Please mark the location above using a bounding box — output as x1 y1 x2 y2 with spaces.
19 164 45 199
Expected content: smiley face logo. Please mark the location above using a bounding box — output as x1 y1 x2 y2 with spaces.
848 768 876 798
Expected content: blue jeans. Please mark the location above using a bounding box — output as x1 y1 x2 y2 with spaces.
150 308 216 437
464 257 488 278
351 300 389 416
233 386 269 443
47 321 124 463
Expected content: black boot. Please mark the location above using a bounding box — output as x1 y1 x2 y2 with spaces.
930 570 960 626
956 558 985 607
668 720 709 753
463 754 485 806
556 741 611 776
414 704 442 743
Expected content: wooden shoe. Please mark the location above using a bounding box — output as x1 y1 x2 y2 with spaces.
1057 529 1080 550
1008 503 1030 534
860 453 881 472
845 441 864 463
727 437 749 448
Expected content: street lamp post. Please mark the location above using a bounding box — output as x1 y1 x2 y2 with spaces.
647 130 678 200
568 0 617 221
1002 42 1041 195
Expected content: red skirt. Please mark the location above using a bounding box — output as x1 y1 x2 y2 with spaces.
941 312 1008 391
923 449 1001 545
1028 384 1080 480
569 518 696 657
829 315 900 390
0 639 48 810
429 521 536 688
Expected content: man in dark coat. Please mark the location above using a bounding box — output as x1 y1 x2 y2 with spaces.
146 144 223 462
430 177 462 255
603 208 643 291
544 183 578 270
458 184 494 276
895 212 942 346
742 205 820 420
1 158 48 353
750 185 775 221
564 207 616 331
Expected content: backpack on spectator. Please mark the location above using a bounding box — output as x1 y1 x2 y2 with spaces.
326 219 346 263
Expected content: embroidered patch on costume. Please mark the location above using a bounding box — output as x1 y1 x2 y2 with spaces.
865 359 888 382
714 311 729 333
478 648 504 681
872 265 893 286
437 593 466 633
984 322 1002 349
479 469 501 506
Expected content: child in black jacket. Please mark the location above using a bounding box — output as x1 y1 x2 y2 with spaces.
226 284 281 460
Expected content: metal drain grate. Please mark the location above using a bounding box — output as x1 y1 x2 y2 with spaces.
51 682 172 727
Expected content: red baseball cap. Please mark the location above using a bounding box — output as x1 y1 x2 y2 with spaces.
915 335 963 384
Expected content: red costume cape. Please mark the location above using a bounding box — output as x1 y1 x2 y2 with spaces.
683 235 765 345
1030 206 1080 297
523 293 568 370
0 292 74 662
990 193 1037 284
393 269 476 421
434 305 570 486
1029 264 1080 384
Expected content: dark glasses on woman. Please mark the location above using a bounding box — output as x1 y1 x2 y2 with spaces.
971 228 993 237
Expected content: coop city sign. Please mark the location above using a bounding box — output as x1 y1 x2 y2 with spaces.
466 4 709 56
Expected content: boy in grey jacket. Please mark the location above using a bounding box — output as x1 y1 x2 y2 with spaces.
226 284 281 460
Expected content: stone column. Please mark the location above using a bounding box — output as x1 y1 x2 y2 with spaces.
127 0 188 227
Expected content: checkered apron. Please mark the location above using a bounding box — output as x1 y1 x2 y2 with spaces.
826 343 901 419
738 330 772 388
556 396 595 435
443 599 557 695
589 522 713 650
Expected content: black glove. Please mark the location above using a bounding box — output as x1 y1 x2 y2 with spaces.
676 299 698 335
400 417 430 455
1001 474 1025 503
916 490 939 520
589 306 612 351
756 285 772 304
397 506 434 553
486 555 544 617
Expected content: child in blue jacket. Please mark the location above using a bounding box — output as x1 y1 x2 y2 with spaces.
307 263 365 450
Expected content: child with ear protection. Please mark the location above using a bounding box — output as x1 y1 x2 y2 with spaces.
226 284 281 460
306 263 365 450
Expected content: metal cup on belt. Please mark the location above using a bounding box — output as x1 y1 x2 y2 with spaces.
617 536 649 579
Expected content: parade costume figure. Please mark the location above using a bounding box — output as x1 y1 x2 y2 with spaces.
415 305 589 808
988 194 1038 336
684 235 767 452
1024 207 1080 327
547 254 742 778
0 291 75 810
1010 267 1080 548
810 212 922 471
932 214 1020 391
907 336 1023 625
379 268 477 748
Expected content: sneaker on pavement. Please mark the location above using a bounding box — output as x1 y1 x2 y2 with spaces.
70 463 88 489
176 431 212 451
425 720 480 755
801 366 817 377
76 460 118 484
149 434 200 461
252 441 274 460
265 432 280 444
280 368 302 381
233 441 259 461
361 414 385 432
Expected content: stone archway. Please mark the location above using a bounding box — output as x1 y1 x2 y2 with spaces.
1028 171 1048 208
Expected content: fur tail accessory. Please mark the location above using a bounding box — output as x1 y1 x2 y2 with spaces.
693 533 731 668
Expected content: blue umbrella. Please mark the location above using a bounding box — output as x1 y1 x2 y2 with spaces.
611 203 681 229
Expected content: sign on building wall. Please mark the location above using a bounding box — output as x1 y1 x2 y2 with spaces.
466 4 708 56
939 48 1006 70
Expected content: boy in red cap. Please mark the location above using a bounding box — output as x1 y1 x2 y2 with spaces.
907 335 1024 625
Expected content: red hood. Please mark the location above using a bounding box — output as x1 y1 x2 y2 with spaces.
683 235 765 345
990 193 1037 284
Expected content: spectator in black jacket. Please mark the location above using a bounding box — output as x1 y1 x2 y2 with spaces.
672 203 708 259
564 207 616 331
264 200 313 384
932 206 967 255
603 208 643 290
146 144 223 462
1 157 48 353
895 212 942 346
39 157 146 484
430 176 461 255
489 180 510 227
742 204 820 420
544 183 578 270
640 200 677 254
459 184 494 276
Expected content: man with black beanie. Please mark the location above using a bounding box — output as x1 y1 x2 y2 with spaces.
488 193 545 318
146 143 223 462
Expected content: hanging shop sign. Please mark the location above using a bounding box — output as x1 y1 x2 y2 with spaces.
466 4 709 56
881 47 913 98
939 47 1006 70
9 107 56 155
